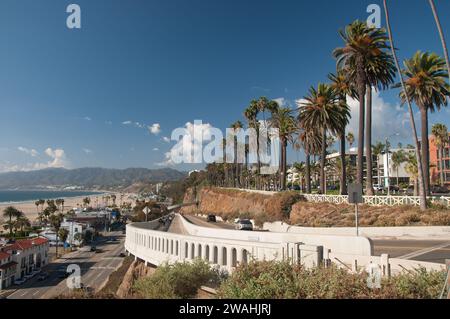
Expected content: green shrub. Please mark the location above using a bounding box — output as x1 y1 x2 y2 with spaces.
133 259 223 299
217 260 446 299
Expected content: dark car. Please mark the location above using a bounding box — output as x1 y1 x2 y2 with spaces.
431 185 450 194
37 272 49 281
207 214 217 223
90 246 97 252
235 219 253 231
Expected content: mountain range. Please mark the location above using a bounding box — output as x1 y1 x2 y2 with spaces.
0 167 187 190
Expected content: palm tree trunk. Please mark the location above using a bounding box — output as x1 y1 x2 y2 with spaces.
320 128 327 194
356 58 366 188
384 0 427 210
429 0 450 83
9 215 12 236
365 85 374 195
280 139 287 191
420 106 431 195
305 154 311 194
340 130 347 195
439 147 444 186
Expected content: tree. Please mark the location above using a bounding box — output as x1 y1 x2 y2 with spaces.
405 153 419 196
50 213 64 258
429 0 450 82
383 0 427 210
431 123 449 186
15 215 30 234
244 101 260 174
372 141 386 186
346 132 355 149
329 71 355 195
2 207 21 237
391 150 407 186
269 107 298 190
83 197 91 208
299 83 349 194
333 20 395 192
395 51 450 195
298 128 323 194
58 228 69 248
230 121 244 188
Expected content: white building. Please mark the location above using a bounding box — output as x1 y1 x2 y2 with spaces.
0 237 49 289
377 148 415 187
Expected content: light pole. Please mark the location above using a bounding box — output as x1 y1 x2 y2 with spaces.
385 133 400 196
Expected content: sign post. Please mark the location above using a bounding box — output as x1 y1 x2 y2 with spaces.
143 207 151 222
348 183 363 236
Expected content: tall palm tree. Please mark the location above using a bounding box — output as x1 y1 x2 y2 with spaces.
384 0 428 210
429 0 450 81
2 206 21 237
298 128 323 194
231 121 244 188
431 123 449 186
334 20 395 192
50 213 64 258
328 71 355 195
405 153 419 196
299 83 349 194
395 51 450 195
269 107 298 190
244 101 260 174
372 141 386 186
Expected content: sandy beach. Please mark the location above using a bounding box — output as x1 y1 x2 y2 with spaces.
0 193 135 223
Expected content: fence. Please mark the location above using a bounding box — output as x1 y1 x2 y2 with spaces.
303 194 450 207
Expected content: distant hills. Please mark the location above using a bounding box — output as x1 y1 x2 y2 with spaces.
0 167 187 190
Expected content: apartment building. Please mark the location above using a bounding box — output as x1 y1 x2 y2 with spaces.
0 251 17 290
430 134 450 186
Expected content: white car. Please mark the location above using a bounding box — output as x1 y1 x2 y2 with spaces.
373 184 384 192
235 219 254 231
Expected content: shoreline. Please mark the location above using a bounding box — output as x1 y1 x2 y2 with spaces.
0 191 108 206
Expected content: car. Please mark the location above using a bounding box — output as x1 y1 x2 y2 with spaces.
373 184 384 192
37 272 49 281
119 252 126 257
235 219 254 231
207 214 217 223
14 278 26 286
90 246 97 252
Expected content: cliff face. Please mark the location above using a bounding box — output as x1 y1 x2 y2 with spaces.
116 260 156 298
181 187 303 226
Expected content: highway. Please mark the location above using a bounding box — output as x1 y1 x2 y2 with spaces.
182 215 450 265
6 231 126 299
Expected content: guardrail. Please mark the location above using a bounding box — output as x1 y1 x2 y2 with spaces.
303 194 450 207
125 214 446 276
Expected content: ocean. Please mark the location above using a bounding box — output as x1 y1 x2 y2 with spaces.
0 190 103 203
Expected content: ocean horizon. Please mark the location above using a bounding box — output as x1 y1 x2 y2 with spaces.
0 190 104 204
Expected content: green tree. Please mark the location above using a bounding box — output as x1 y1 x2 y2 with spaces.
391 150 407 187
334 20 395 191
429 0 450 81
50 213 64 258
299 83 349 194
269 107 298 190
383 0 427 210
58 228 69 247
395 51 450 195
431 123 449 186
2 206 21 237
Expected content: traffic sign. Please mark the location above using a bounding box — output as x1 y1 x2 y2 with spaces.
348 183 363 204
143 207 151 215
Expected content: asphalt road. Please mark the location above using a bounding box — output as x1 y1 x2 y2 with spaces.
182 215 450 265
6 231 126 299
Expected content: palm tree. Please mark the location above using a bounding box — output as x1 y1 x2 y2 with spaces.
293 162 306 191
2 206 21 237
328 71 355 195
35 200 40 215
50 213 64 258
383 0 428 210
372 141 386 186
391 150 407 186
395 51 450 195
429 0 450 81
299 83 349 194
269 107 298 190
298 128 323 194
334 20 395 192
346 132 355 149
15 216 31 234
405 153 419 196
231 121 244 188
244 101 260 174
431 123 449 186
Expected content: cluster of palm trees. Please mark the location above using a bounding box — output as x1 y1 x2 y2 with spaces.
205 2 450 211
2 207 31 237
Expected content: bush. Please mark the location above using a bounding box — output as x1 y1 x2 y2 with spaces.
133 259 223 299
217 260 446 299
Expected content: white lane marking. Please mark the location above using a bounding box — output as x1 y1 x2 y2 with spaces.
398 242 450 260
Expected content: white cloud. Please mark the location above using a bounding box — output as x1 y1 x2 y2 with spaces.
273 97 288 107
153 148 159 151
162 136 171 143
0 147 69 173
83 116 92 121
82 148 92 154
346 90 413 144
122 121 132 125
157 122 213 166
18 147 38 157
149 123 161 135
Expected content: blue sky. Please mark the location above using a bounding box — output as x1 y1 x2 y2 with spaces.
1 0 449 172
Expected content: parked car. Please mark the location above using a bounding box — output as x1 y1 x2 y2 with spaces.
14 278 26 286
373 184 384 192
90 245 97 252
235 219 254 231
119 252 126 258
431 185 450 194
37 272 49 281
207 214 217 223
